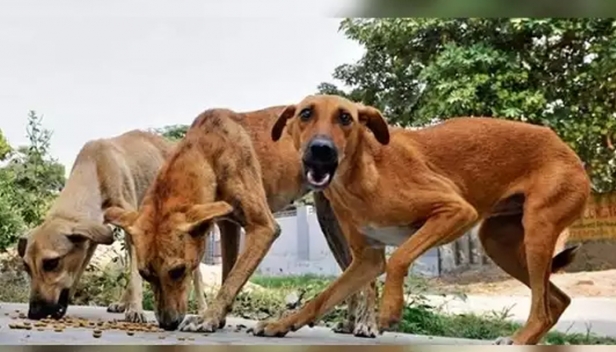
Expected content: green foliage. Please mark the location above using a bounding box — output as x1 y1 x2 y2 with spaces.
321 18 616 192
0 178 26 251
250 274 334 290
155 124 189 142
0 130 11 161
353 0 616 17
0 111 65 251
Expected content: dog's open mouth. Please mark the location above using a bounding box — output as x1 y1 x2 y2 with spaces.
302 155 337 191
304 165 335 190
306 170 331 188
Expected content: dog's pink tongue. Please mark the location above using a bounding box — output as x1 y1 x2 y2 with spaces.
307 171 330 186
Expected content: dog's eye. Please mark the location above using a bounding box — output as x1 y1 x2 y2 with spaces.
339 112 352 126
139 269 154 282
299 108 312 121
168 265 186 281
42 258 60 272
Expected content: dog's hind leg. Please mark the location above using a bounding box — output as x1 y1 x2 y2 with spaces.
495 178 587 345
314 192 378 338
219 220 241 284
479 214 578 345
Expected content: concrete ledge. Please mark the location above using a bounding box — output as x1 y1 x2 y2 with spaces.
0 302 490 345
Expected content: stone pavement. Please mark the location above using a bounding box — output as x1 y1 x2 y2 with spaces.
0 302 489 345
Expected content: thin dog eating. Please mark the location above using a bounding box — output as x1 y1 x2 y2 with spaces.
250 94 590 345
18 130 174 322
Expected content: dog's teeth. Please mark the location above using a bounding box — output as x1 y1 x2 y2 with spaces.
307 171 330 186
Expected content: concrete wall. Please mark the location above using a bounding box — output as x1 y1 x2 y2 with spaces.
247 205 484 278
203 204 580 278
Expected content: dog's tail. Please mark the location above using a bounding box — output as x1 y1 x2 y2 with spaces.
551 244 581 273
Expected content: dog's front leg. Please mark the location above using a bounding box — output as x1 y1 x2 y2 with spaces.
107 233 133 315
251 227 386 338
104 201 145 322
314 192 379 338
379 201 478 332
179 211 280 333
121 235 146 322
192 266 207 316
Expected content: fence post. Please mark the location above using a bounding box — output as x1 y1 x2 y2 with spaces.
297 205 310 260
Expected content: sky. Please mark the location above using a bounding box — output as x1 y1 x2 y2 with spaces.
0 0 364 174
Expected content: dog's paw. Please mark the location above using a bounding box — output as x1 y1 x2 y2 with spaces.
493 336 515 345
377 297 403 334
179 314 225 333
124 308 147 323
250 320 291 338
353 318 378 338
377 314 401 334
106 302 126 314
377 308 401 334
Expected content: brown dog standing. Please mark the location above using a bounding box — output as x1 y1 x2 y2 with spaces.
18 130 174 322
103 106 380 336
251 94 590 345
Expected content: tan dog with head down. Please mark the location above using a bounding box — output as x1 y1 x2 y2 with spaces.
103 106 380 336
18 130 174 322
251 94 590 345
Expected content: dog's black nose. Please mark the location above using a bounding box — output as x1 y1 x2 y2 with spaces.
28 300 54 320
159 318 181 331
306 137 337 164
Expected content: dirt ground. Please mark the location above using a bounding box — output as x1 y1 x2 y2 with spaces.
429 266 616 297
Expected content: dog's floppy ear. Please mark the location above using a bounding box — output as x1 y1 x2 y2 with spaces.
178 201 234 237
271 105 297 142
103 206 139 230
357 104 390 145
17 236 28 258
68 222 115 245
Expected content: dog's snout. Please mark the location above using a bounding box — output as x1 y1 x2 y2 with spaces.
27 301 44 320
158 317 182 331
307 137 337 163
28 300 55 320
157 309 183 331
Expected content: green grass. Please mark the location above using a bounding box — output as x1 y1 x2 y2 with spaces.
398 299 616 344
250 273 335 289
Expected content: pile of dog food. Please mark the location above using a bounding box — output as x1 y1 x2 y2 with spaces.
5 309 195 340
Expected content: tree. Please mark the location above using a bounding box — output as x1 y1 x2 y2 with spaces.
354 0 616 17
320 18 616 192
0 130 10 161
155 124 189 142
0 112 65 251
